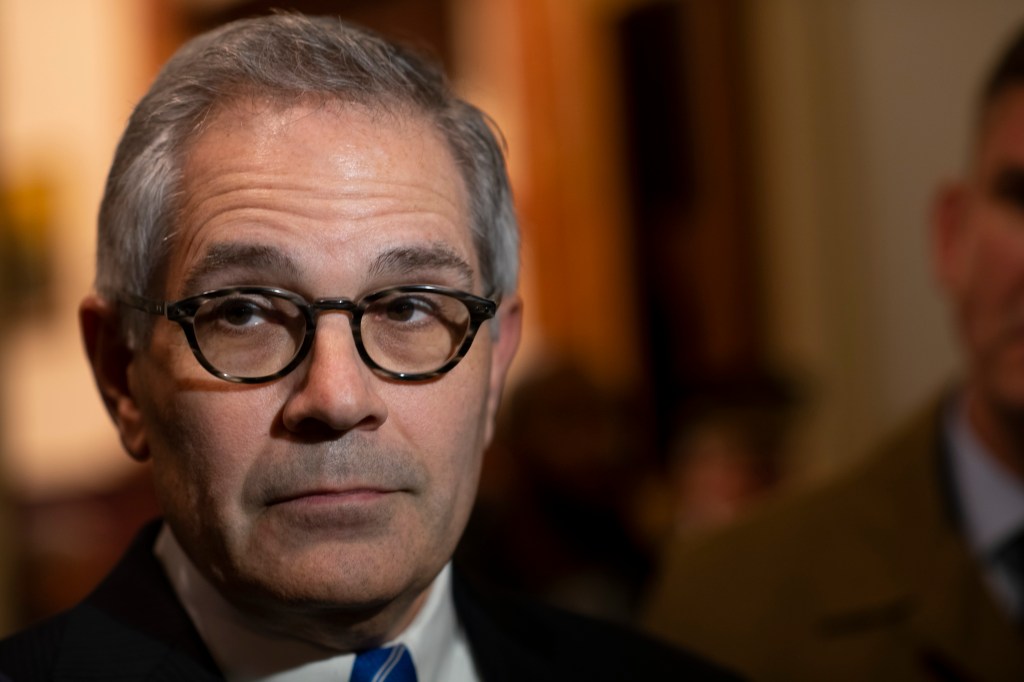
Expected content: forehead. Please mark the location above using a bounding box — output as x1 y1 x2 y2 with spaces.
164 97 475 293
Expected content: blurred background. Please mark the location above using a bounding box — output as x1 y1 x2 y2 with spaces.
1 0 1023 632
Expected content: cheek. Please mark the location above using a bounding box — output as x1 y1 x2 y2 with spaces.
402 384 487 471
390 359 491 499
958 216 1024 314
140 374 274 531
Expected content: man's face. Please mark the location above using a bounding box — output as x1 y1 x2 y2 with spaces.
937 86 1024 417
118 99 519 642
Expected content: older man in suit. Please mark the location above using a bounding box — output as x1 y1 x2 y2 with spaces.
0 14 738 681
645 23 1024 682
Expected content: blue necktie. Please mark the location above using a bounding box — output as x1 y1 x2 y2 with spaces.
351 643 418 682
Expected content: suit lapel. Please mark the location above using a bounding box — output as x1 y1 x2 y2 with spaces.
810 402 1024 680
53 520 223 681
451 572 557 682
908 527 1024 681
52 604 221 681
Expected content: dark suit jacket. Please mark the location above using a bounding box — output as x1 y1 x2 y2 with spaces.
0 521 739 681
644 398 1024 682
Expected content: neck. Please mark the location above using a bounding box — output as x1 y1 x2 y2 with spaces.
225 583 430 652
965 387 1024 483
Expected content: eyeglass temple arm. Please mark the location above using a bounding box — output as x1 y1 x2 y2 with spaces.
118 292 168 317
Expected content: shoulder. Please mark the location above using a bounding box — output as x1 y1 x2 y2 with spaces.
652 398 946 589
0 610 72 679
641 400 950 667
0 599 220 681
452 572 743 681
0 520 221 681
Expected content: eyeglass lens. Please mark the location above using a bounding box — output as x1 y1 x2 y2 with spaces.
191 289 472 379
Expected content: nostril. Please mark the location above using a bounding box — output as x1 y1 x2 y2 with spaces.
283 417 346 442
282 407 386 438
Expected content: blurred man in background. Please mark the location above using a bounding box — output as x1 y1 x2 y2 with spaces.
645 24 1024 682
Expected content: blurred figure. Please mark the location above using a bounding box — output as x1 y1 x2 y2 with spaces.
665 383 795 536
644 24 1024 682
457 360 656 624
668 422 777 533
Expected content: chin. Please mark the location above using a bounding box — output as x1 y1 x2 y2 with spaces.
238 541 427 610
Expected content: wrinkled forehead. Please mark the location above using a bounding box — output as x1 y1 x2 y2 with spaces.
185 93 452 179
160 97 478 295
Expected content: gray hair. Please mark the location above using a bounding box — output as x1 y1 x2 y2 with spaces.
96 13 518 341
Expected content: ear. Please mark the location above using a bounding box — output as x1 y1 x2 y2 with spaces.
931 181 970 295
79 294 150 461
483 294 523 447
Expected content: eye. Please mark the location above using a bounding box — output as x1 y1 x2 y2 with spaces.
221 300 262 326
382 295 437 324
202 293 286 330
992 166 1024 211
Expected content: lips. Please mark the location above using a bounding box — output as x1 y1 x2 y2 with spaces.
267 486 400 507
261 484 407 533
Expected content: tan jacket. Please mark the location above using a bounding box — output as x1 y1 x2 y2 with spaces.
644 400 1024 681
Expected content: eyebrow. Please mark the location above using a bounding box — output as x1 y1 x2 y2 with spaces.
182 243 300 294
367 244 476 286
180 241 476 295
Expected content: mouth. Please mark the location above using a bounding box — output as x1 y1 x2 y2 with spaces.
268 486 401 507
263 485 406 531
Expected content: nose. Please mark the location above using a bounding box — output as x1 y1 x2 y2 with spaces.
280 313 388 435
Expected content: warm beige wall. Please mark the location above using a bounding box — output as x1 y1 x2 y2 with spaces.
0 0 151 497
746 0 1024 477
0 0 152 629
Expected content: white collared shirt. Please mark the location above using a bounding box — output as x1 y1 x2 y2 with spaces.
946 396 1024 619
154 525 480 682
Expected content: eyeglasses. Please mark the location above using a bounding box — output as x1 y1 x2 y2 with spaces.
119 285 498 383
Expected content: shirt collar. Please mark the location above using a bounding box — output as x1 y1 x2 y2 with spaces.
154 524 459 681
946 395 1024 556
